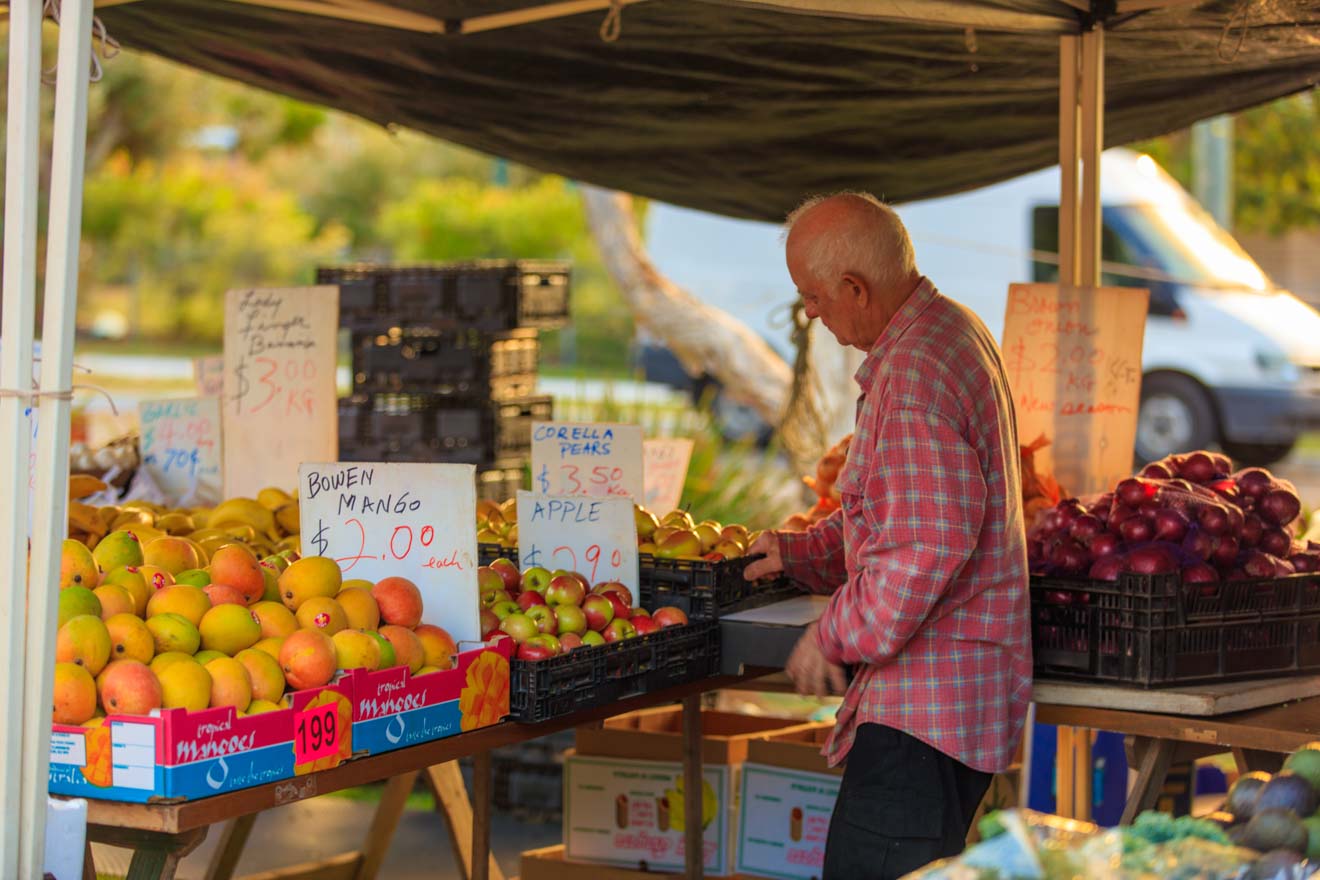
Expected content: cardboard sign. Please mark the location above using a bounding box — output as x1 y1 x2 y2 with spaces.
735 763 840 880
643 437 693 514
223 287 338 499
293 701 340 765
193 355 225 397
563 754 732 875
138 397 222 506
517 491 639 592
299 462 480 643
531 421 644 501
1001 283 1149 496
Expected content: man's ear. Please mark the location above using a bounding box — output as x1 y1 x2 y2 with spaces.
841 273 868 305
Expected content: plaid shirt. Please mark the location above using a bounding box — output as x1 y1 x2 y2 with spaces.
779 278 1031 773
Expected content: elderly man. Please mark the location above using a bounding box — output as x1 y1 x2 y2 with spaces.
745 192 1031 879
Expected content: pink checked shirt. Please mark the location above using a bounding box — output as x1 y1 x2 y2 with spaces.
779 277 1032 773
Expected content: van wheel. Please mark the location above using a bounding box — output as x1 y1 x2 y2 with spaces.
1135 373 1218 463
1222 441 1296 468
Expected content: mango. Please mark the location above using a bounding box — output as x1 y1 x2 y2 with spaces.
92 584 134 620
414 624 457 671
149 651 197 675
58 586 101 628
368 632 397 669
258 560 282 601
137 564 175 594
102 566 150 616
146 585 212 627
175 568 211 588
52 662 98 725
262 554 290 574
209 544 265 605
245 699 282 715
157 659 211 711
204 657 252 711
198 604 262 655
56 615 112 675
336 588 380 631
296 596 348 636
279 629 336 690
372 577 423 628
235 648 285 703
60 539 99 590
339 577 373 594
91 530 145 572
143 536 201 575
378 624 424 674
332 629 381 672
253 636 286 660
279 556 341 611
105 613 155 664
194 650 226 666
146 613 201 656
203 583 249 607
99 660 162 715
251 601 298 639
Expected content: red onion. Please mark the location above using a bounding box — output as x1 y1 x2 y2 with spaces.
1090 532 1121 559
1138 500 1163 522
1108 504 1136 531
1276 557 1297 577
1153 508 1189 542
1244 550 1277 579
1197 504 1230 536
1087 493 1115 516
1226 506 1245 534
1120 517 1155 543
1261 527 1292 558
1168 478 1198 494
1212 535 1240 567
1259 487 1302 527
1210 453 1233 475
1127 545 1179 575
1043 590 1074 605
1050 540 1090 574
1183 529 1215 561
1235 468 1274 501
1241 513 1264 547
1227 568 1250 581
1088 555 1127 581
1140 462 1174 480
1181 563 1219 584
1069 514 1105 545
1117 478 1156 508
1290 554 1318 573
1180 451 1217 484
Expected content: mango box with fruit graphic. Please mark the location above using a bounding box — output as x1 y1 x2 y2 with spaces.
348 639 511 757
48 679 353 803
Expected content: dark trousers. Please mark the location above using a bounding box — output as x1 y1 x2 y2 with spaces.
823 724 992 880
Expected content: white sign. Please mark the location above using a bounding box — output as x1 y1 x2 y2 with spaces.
643 437 693 514
300 462 480 643
517 491 638 592
564 755 732 875
531 421 644 501
223 287 338 499
736 763 840 880
193 355 225 397
138 397 222 506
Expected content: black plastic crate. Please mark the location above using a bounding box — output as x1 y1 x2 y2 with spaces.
479 543 512 566
509 620 720 723
1031 571 1320 687
318 260 570 332
338 394 551 467
351 327 538 398
638 554 801 620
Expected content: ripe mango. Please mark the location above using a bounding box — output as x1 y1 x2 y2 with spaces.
252 636 286 661
175 568 211 588
372 577 423 628
332 629 381 672
149 651 197 675
198 604 262 656
105 613 155 664
336 588 380 631
295 597 348 636
102 566 150 616
91 530 145 572
60 539 99 590
368 632 396 669
146 585 212 627
137 564 176 595
204 657 252 712
146 613 201 656
99 660 162 716
143 536 201 576
209 543 266 605
279 629 336 690
235 648 285 703
56 615 112 675
245 699 282 715
378 624 424 674
203 583 249 607
158 658 211 711
414 624 457 671
58 586 101 628
52 662 98 725
251 601 298 639
279 556 341 611
92 584 134 620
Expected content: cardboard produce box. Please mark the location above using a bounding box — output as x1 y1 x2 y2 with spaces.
564 707 829 876
736 727 842 880
522 844 762 880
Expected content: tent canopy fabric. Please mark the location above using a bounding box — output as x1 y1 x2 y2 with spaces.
99 0 1320 221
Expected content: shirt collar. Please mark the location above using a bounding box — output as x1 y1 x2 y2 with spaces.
854 276 938 387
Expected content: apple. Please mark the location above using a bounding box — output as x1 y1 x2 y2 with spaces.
652 606 689 628
521 566 552 595
634 506 659 540
655 530 703 559
526 604 559 635
480 609 500 639
517 638 557 661
631 614 661 636
500 613 539 643
593 581 634 606
582 594 615 632
529 633 561 654
490 600 521 621
490 558 522 593
603 618 637 642
477 566 505 594
480 589 513 610
604 591 631 621
713 539 746 559
546 574 586 607
559 632 584 652
570 572 592 593
581 630 606 647
517 590 547 611
555 603 588 635
631 607 651 617
702 552 726 562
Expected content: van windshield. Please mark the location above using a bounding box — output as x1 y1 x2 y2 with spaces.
1032 203 1270 292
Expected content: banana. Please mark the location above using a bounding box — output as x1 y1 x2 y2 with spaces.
68 474 108 499
257 487 294 512
97 506 121 528
208 498 279 542
156 512 196 535
274 502 301 537
276 535 302 555
112 509 155 530
68 501 104 535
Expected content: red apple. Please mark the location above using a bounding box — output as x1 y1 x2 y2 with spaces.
529 633 561 655
593 581 634 607
581 630 606 647
521 566 552 595
702 552 726 562
603 618 637 642
652 606 689 628
570 572 592 594
490 558 522 593
500 613 539 644
477 566 505 595
517 591 547 611
631 614 661 636
546 575 586 607
479 609 500 639
517 635 562 661
490 600 521 621
555 603 588 635
558 632 584 652
480 589 513 610
525 604 558 635
631 607 651 617
582 594 615 632
604 591 631 621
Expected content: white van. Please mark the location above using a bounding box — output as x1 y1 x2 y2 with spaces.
640 148 1320 466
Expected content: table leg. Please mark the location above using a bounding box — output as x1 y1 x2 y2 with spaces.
202 814 257 880
116 828 208 880
427 761 504 880
1121 737 1175 826
83 841 97 880
683 694 703 879
353 771 419 880
1233 748 1285 775
1056 727 1075 818
472 751 493 880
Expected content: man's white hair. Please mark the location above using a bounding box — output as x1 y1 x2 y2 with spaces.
783 192 918 296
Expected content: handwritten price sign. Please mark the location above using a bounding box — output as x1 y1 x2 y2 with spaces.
293 701 340 764
643 438 693 514
531 421 644 502
299 462 481 643
223 287 338 499
1002 283 1149 495
193 355 225 397
517 491 639 593
138 397 223 506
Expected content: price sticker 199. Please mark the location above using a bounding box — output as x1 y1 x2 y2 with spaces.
294 702 339 765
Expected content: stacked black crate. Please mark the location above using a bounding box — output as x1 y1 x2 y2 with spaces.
318 260 569 502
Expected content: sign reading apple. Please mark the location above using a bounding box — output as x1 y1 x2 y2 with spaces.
516 490 640 597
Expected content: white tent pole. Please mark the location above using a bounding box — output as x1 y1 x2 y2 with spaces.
1079 25 1104 287
1057 33 1080 288
24 0 94 875
0 3 43 876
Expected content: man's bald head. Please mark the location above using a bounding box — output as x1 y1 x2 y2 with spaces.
784 192 918 299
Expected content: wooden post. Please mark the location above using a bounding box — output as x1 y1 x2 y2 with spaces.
1057 33 1080 288
353 772 419 880
1079 25 1105 287
472 752 493 880
682 694 703 879
203 814 258 880
427 762 505 880
1121 737 1175 825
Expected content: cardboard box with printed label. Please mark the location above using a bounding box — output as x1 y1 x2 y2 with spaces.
347 639 511 756
48 679 353 803
563 707 829 876
736 727 842 880
522 844 763 880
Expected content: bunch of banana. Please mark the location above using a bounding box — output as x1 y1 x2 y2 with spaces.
188 489 301 559
67 475 111 549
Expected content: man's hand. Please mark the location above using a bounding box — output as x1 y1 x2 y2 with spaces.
743 531 784 581
785 622 847 697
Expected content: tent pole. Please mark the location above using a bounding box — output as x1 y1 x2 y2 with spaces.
0 3 43 876
1079 26 1104 287
23 1 94 876
1058 33 1080 288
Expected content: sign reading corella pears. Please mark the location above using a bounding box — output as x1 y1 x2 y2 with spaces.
531 421 644 501
299 463 481 643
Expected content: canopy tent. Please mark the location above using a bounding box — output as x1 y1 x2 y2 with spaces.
89 0 1320 221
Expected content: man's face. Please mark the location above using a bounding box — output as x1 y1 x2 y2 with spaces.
787 252 860 349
